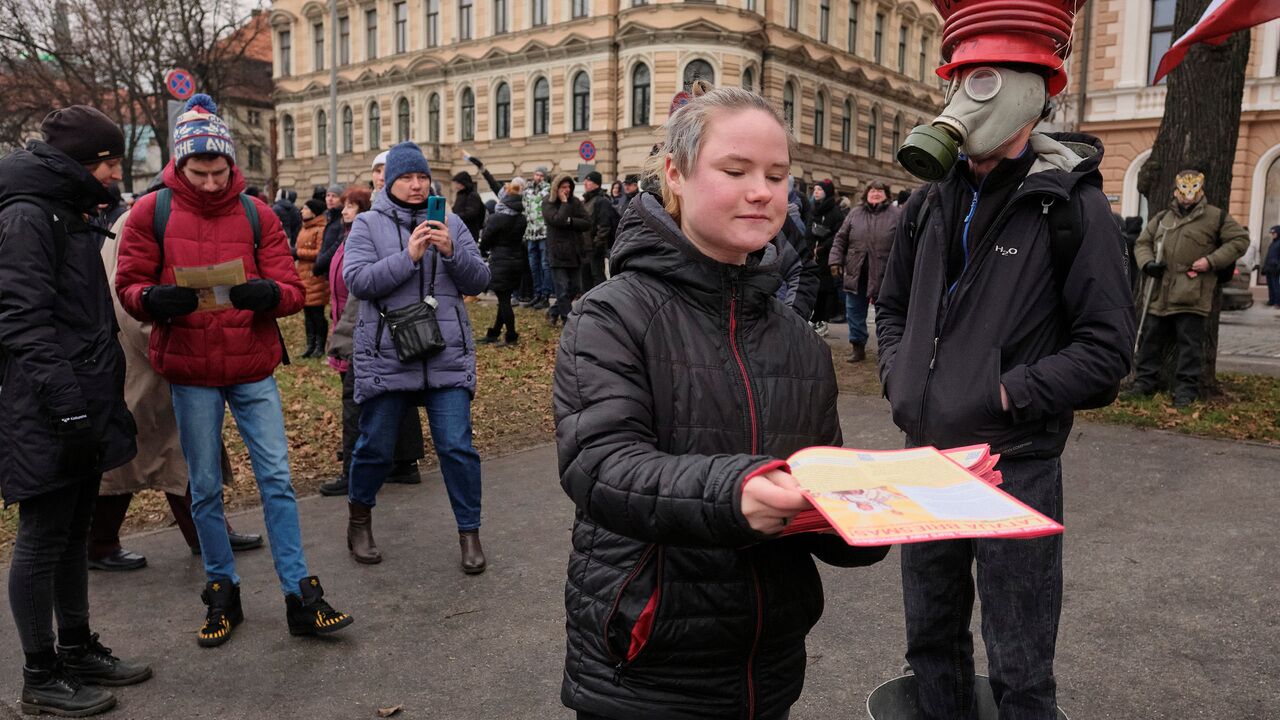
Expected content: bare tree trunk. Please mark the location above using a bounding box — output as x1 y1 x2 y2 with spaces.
1136 0 1251 399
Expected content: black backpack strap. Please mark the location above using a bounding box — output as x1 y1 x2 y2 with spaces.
239 193 261 249
151 188 172 268
905 184 935 246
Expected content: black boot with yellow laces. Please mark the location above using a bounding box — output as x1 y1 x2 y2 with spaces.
197 579 243 648
285 576 354 636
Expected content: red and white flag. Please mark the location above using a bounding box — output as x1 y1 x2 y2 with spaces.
1153 0 1280 83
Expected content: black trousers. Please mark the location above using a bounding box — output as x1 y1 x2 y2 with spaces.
1133 312 1206 399
303 305 329 348
488 291 517 340
8 476 100 657
340 370 425 480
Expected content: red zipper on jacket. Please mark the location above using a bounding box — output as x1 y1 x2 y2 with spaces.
601 543 659 684
746 563 763 719
729 287 760 454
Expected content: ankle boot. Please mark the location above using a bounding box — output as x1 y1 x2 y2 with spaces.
502 331 519 347
57 633 152 687
347 502 382 564
459 530 486 575
21 663 116 717
848 342 866 363
481 328 501 344
197 579 243 648
285 576 354 636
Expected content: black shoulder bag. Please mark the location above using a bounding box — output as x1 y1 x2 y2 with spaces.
379 247 446 363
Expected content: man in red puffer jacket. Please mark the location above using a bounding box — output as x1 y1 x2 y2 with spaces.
116 94 353 648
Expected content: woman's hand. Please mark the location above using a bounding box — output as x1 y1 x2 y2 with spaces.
741 469 812 535
412 220 453 259
558 185 571 203
407 222 429 262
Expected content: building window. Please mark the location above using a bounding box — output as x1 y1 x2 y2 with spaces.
632 63 651 127
368 102 381 150
867 106 879 158
813 93 826 147
632 0 647 5
532 77 549 135
313 22 324 72
898 25 908 73
532 0 547 26
247 109 262 126
397 98 411 142
426 0 439 47
395 2 408 53
819 0 830 43
282 114 295 157
783 82 795 129
683 59 714 91
460 87 475 141
248 145 263 171
494 0 508 34
848 1 859 54
874 13 884 65
841 100 852 153
365 9 378 60
458 0 473 41
788 0 799 31
316 109 328 156
892 114 902 154
572 71 591 132
278 31 292 76
746 0 755 10
742 67 754 92
495 83 511 139
342 106 353 152
1148 0 1176 85
429 93 441 143
339 16 350 64
572 0 588 18
919 33 929 81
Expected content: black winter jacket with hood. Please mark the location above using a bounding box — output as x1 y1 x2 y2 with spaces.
0 141 137 504
451 172 487 242
543 174 590 268
479 193 527 294
876 132 1134 459
554 193 886 720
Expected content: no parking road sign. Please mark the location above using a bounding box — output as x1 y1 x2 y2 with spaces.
578 140 597 162
165 68 195 101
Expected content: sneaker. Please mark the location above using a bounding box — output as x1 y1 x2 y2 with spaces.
285 577 354 637
530 297 549 310
1172 394 1196 408
57 633 152 687
20 663 116 717
197 580 243 648
318 475 349 497
387 461 421 485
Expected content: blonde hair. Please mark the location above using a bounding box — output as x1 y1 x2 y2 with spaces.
642 80 795 223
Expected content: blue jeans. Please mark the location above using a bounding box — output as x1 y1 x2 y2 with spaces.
845 291 870 344
901 456 1064 720
527 238 554 298
348 388 482 530
170 378 309 597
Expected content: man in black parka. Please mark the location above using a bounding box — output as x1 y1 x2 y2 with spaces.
0 106 150 716
878 125 1134 718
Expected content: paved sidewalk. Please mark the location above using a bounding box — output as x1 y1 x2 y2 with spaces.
1 396 1275 719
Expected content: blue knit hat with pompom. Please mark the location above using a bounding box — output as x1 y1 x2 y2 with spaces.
172 93 236 167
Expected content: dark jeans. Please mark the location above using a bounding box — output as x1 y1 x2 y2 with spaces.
9 477 99 657
902 456 1064 720
1266 273 1280 305
1132 312 1206 400
339 370 425 481
489 291 517 339
581 246 607 293
550 267 578 321
303 305 328 347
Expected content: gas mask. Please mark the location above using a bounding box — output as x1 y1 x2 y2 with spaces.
1174 171 1205 206
897 66 1049 182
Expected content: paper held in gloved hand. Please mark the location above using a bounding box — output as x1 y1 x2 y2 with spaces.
779 445 1063 546
173 258 247 312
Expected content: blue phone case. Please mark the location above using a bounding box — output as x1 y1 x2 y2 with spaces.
427 196 446 223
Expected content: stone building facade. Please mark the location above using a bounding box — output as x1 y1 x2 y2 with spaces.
269 0 944 198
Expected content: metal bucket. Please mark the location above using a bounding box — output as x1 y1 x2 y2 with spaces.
866 675 1068 720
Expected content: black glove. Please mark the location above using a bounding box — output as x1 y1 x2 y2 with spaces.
142 284 199 321
467 155 484 170
55 413 99 478
229 279 281 312
1142 260 1167 279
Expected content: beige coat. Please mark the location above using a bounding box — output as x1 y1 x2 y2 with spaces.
1134 200 1250 317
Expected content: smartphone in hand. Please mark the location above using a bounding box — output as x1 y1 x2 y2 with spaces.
427 196 446 224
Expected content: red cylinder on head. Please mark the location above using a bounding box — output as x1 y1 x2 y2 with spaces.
933 0 1087 96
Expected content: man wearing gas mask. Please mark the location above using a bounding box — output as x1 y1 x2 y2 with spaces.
1128 170 1248 407
875 2 1135 717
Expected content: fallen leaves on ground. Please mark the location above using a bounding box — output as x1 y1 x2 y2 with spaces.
377 705 404 718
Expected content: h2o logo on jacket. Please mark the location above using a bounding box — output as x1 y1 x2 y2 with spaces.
993 245 1019 257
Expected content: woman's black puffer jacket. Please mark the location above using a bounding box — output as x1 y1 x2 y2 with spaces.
479 193 527 294
553 193 887 720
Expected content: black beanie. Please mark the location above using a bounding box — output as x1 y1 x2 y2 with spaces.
585 171 603 185
304 198 326 216
40 106 125 165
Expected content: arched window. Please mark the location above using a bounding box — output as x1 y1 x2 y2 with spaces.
572 71 591 132
813 92 826 147
495 82 511 139
532 77 549 135
891 114 902 155
460 87 475 141
683 59 714 91
428 93 441 143
632 63 651 127
282 114 295 158
867 106 880 158
742 67 754 92
368 102 381 151
397 98 411 143
316 109 328 156
782 82 795 130
342 105 353 152
841 99 852 153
